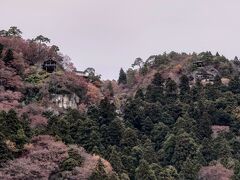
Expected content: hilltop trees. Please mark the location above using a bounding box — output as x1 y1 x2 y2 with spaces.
0 26 22 38
1 30 240 179
132 57 143 69
33 35 51 43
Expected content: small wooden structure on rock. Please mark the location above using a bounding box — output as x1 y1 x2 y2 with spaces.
42 58 57 73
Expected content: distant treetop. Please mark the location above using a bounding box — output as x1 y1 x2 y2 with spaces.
0 26 22 38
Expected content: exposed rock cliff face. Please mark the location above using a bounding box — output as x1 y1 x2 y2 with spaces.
51 93 80 109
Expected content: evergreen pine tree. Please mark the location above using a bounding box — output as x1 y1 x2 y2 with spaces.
151 122 169 151
196 112 212 140
135 160 157 180
107 82 114 97
158 166 179 180
146 73 165 103
179 75 190 103
165 78 178 102
135 88 145 100
0 43 3 58
229 75 240 94
98 97 116 126
3 49 14 64
108 118 124 145
109 147 124 173
89 159 109 180
142 139 157 163
118 68 127 84
141 117 154 134
214 74 222 87
171 132 198 170
179 158 201 179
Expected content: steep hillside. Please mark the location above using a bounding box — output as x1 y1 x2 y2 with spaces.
2 28 240 180
0 33 104 126
0 28 116 179
111 52 239 109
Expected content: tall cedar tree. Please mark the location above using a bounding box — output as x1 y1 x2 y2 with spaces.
179 75 190 103
229 75 240 94
196 112 212 140
3 49 14 64
118 68 127 84
135 160 157 180
98 97 116 125
0 43 3 57
146 73 165 103
165 78 178 102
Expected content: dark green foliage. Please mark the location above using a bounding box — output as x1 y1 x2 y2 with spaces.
42 56 240 179
135 160 157 180
191 79 203 101
200 138 216 163
160 112 175 126
213 135 232 159
98 97 116 126
34 52 240 178
141 117 154 134
230 138 240 159
107 118 124 146
171 132 198 170
0 110 30 147
0 110 31 167
48 116 74 143
0 43 3 57
142 139 157 164
160 134 176 166
179 74 190 103
108 147 124 173
196 112 212 140
146 73 165 103
229 75 240 94
165 78 178 102
151 122 169 150
89 160 109 180
60 158 78 171
179 158 201 179
118 68 127 84
3 49 14 64
0 133 13 167
120 128 138 148
23 86 42 104
60 148 84 171
107 82 114 97
173 115 196 135
135 88 145 100
158 166 179 180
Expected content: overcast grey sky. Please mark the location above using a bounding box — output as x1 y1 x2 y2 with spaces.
1 0 240 79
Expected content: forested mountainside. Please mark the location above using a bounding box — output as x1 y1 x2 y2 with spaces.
1 27 240 179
